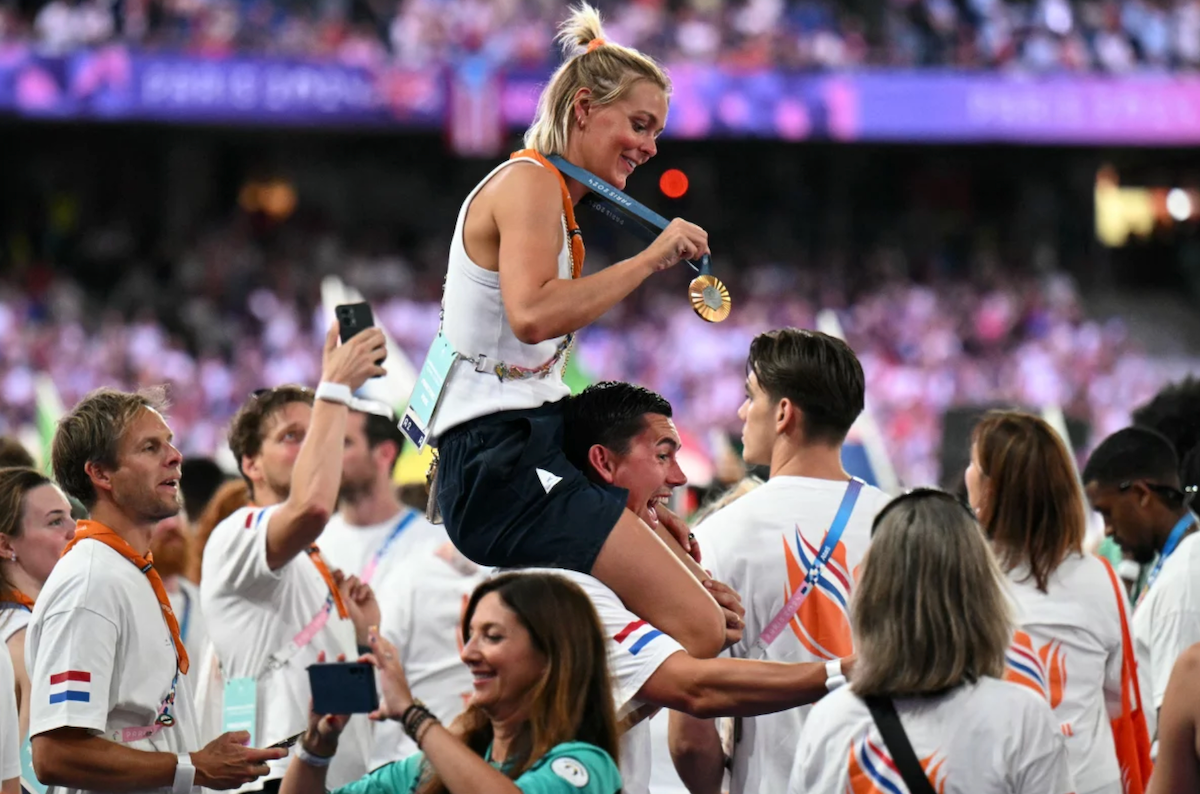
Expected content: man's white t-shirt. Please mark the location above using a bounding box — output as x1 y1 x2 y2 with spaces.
692 475 891 794
520 569 684 794
200 505 370 791
1002 553 1127 794
322 509 486 771
1132 531 1200 716
0 641 19 783
787 678 1075 794
27 539 200 794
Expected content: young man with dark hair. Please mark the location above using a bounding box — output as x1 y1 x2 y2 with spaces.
1084 426 1200 726
537 381 856 794
670 329 892 794
320 409 484 771
1132 376 1200 461
200 323 387 792
28 387 283 793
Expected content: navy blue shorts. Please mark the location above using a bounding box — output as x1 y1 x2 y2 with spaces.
435 400 628 573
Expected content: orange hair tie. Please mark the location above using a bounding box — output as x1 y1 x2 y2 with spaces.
586 38 607 53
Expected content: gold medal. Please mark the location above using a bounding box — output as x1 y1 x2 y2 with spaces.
689 274 731 323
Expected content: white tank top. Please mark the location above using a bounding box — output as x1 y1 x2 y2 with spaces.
429 157 574 441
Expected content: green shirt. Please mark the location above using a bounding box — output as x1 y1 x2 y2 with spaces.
332 740 622 794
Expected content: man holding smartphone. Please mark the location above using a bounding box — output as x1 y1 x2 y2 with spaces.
28 388 284 793
200 321 387 793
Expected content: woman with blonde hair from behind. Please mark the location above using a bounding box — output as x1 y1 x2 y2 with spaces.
421 2 726 666
968 411 1141 794
788 490 1073 793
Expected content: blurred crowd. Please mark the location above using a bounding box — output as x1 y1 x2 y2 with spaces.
2 0 1199 72
0 212 1191 487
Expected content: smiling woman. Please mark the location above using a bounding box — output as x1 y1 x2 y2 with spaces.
423 1 727 672
280 572 623 794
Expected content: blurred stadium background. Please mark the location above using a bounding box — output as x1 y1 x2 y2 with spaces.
3 0 1200 505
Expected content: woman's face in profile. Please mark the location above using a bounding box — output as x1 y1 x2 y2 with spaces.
460 592 547 715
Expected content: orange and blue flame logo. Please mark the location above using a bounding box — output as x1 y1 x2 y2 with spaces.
1004 631 1068 709
847 730 947 794
783 527 854 660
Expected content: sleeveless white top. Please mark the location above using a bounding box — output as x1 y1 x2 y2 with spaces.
429 157 574 441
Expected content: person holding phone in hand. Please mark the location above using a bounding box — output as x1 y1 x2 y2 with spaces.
201 321 388 792
280 573 623 794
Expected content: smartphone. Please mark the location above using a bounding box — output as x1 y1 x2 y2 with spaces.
308 662 379 715
335 302 375 344
269 731 305 749
335 302 385 365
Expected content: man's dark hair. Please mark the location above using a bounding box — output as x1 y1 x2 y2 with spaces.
360 412 406 461
747 328 864 445
0 437 35 470
1132 377 1200 460
227 386 315 490
180 457 229 518
1082 426 1180 489
562 382 673 473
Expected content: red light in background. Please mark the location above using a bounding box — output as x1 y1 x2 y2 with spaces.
660 169 689 199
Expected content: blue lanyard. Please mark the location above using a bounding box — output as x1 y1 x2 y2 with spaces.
362 510 418 584
177 588 191 645
1145 512 1197 593
0 602 30 613
545 154 713 278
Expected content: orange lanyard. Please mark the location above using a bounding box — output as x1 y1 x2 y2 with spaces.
509 149 585 279
63 521 189 675
306 545 349 620
4 590 34 610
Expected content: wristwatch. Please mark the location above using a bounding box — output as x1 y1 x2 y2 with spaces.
174 752 196 794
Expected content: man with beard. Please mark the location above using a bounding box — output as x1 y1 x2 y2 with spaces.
27 388 282 793
150 513 207 663
319 410 483 770
1084 426 1200 729
200 323 387 792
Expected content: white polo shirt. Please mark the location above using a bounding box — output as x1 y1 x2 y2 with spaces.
27 539 200 794
788 678 1074 794
322 509 485 770
692 475 891 794
520 569 684 794
1132 531 1200 714
200 505 370 791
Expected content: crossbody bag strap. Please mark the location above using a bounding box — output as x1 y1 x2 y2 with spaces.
864 696 938 794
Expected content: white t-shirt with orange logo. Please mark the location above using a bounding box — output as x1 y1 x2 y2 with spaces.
693 475 892 794
788 678 1075 794
1001 553 1127 794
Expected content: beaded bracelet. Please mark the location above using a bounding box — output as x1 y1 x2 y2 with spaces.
414 716 439 748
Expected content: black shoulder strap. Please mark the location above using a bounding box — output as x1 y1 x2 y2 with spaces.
864 696 937 794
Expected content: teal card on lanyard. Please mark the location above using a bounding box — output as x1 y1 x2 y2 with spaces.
401 331 459 450
222 677 258 747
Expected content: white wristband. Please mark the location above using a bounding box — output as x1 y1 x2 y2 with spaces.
315 381 353 406
173 753 196 794
296 745 334 768
825 659 846 692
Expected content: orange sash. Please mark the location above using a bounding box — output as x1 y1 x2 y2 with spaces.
509 149 584 278
1099 556 1153 794
306 545 349 620
3 590 34 610
63 521 190 675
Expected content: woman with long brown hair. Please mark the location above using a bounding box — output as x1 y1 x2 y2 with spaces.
280 572 622 793
967 410 1130 794
0 467 76 740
